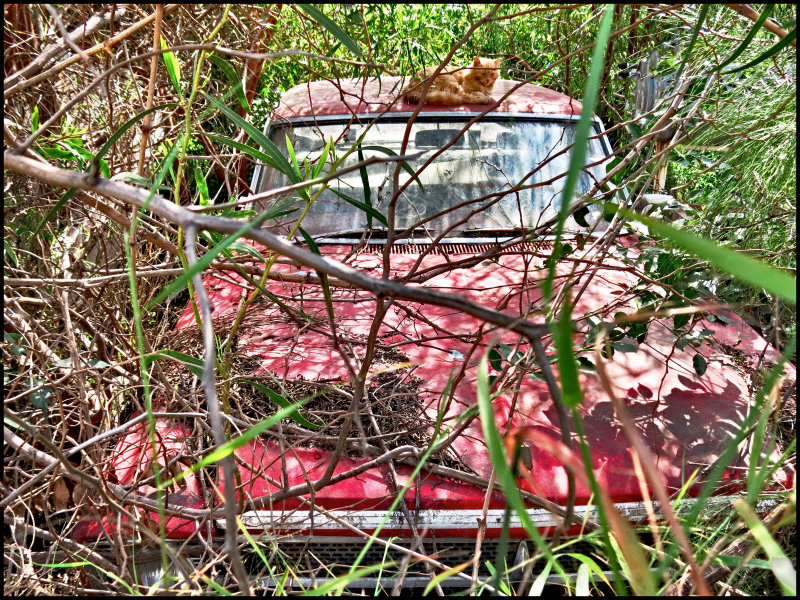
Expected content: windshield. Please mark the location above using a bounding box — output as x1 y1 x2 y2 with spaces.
255 118 609 239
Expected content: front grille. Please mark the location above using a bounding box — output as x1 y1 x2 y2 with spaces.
247 536 604 582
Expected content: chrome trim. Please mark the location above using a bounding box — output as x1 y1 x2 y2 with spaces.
218 495 782 532
273 112 596 125
247 114 272 197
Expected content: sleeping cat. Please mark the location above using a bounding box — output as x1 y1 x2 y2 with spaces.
400 56 501 106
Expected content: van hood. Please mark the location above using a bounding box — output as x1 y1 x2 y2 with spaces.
170 240 791 520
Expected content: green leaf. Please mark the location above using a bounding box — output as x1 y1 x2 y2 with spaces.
110 172 171 190
574 206 590 227
157 396 315 490
724 26 797 74
151 349 204 378
360 145 424 192
203 132 286 174
285 134 300 177
529 560 553 596
51 357 111 370
227 240 265 261
193 163 209 205
29 386 54 409
674 5 709 83
576 562 591 596
611 204 796 306
34 147 76 161
4 239 19 267
144 199 294 310
565 553 613 589
202 93 299 183
34 188 77 235
207 54 248 111
552 311 584 407
357 145 372 229
693 353 708 377
31 105 40 133
244 380 322 430
160 36 182 97
611 341 637 353
673 313 691 329
719 4 775 69
33 103 178 236
312 138 333 179
298 4 363 58
329 189 388 227
298 226 334 326
488 348 503 372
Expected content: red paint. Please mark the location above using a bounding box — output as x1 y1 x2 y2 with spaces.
74 415 208 542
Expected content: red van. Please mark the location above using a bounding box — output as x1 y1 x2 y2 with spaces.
75 77 794 593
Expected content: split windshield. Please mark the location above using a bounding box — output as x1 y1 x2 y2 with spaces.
255 118 609 240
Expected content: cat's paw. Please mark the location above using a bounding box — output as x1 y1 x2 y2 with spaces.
466 91 491 104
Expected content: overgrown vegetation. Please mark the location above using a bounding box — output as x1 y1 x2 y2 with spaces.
4 4 796 596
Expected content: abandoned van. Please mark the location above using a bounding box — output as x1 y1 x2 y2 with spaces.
75 76 794 593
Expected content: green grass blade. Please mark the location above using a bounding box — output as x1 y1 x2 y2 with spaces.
610 204 796 305
151 349 204 378
733 499 796 595
476 352 570 585
360 145 424 192
300 563 390 596
542 4 614 303
207 54 248 111
157 397 312 489
144 199 295 310
552 308 583 407
719 4 775 69
160 36 182 98
725 27 797 73
298 4 363 59
202 92 299 182
329 188 388 226
674 4 709 83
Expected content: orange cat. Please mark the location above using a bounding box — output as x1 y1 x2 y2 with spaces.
400 56 501 106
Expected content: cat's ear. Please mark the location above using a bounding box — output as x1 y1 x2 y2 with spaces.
473 56 482 66
494 58 501 67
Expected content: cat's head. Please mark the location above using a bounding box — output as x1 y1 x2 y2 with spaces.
470 56 501 88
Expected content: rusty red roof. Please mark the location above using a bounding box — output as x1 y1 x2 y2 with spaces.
273 76 582 119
